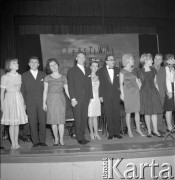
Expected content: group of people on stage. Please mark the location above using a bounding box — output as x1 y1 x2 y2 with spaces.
0 52 175 149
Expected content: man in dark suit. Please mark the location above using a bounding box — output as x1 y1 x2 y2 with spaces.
98 54 122 139
21 56 47 147
67 52 93 145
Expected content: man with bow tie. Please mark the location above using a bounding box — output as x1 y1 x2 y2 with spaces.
98 54 122 140
67 52 93 145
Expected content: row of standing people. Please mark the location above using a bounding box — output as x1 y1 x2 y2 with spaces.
120 53 175 138
0 53 175 149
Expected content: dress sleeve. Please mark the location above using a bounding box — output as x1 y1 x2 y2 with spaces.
62 76 68 85
151 66 157 77
137 69 144 82
0 75 7 89
44 75 49 83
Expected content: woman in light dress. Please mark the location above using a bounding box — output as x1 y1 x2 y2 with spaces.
163 54 175 132
88 59 101 140
1 58 28 149
120 54 145 138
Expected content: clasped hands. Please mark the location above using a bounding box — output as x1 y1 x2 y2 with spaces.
71 99 78 107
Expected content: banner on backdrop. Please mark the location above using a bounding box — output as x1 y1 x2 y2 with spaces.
40 34 139 75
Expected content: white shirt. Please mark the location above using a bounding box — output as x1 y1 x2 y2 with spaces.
77 64 85 75
30 69 38 79
165 66 175 93
106 65 114 83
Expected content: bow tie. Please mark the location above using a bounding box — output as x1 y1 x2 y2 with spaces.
108 67 114 69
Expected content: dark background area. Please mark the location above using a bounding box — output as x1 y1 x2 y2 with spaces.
1 0 175 74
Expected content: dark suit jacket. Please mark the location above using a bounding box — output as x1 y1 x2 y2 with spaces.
98 66 120 102
67 65 93 102
21 71 46 107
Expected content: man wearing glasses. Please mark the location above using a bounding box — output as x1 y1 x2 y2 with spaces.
98 54 122 140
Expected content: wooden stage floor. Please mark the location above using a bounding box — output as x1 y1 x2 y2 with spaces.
1 126 175 180
1 126 175 162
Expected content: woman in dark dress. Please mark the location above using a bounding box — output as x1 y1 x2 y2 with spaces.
43 58 70 146
138 53 163 137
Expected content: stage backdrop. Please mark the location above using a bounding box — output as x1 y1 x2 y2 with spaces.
40 34 139 75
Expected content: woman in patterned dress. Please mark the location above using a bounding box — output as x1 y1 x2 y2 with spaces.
43 58 70 146
1 58 28 149
88 59 101 140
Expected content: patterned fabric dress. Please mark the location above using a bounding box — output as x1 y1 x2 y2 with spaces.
138 67 163 115
44 75 67 124
1 73 28 125
88 78 101 117
120 68 140 113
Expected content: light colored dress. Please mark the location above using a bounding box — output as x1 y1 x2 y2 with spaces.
88 77 101 117
1 73 28 125
44 75 67 124
120 68 140 113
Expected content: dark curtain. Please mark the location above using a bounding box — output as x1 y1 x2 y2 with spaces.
139 34 158 57
16 34 43 74
1 0 174 64
157 27 174 55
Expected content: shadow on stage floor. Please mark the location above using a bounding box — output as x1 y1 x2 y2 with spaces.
1 126 175 163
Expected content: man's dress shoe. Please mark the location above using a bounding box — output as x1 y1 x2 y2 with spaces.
114 134 122 139
83 139 90 143
108 136 113 140
39 143 48 147
32 143 40 147
78 140 89 145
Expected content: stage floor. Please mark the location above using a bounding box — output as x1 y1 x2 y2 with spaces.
1 126 175 180
1 126 175 163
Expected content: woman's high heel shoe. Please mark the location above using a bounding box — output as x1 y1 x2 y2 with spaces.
94 134 101 140
152 131 163 138
90 134 95 140
135 130 146 137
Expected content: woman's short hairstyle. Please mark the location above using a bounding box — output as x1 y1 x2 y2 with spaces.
4 58 18 72
122 54 133 67
140 53 152 66
89 58 100 67
147 53 153 60
140 53 147 66
164 54 175 66
165 54 174 61
45 58 60 74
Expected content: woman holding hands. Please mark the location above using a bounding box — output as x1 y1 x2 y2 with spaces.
43 58 70 146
